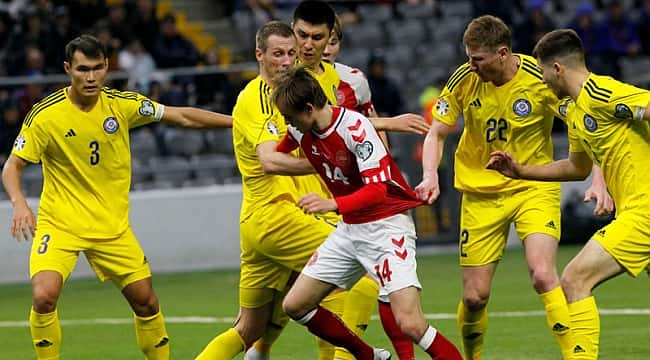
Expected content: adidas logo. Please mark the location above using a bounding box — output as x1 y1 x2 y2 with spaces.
34 339 54 347
464 332 482 340
64 129 76 138
545 220 556 229
573 345 586 353
597 229 606 236
155 337 169 348
552 322 569 333
470 98 482 107
357 324 368 331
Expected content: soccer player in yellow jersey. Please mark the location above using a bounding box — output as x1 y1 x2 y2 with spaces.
488 28 650 360
415 16 611 360
1 35 232 360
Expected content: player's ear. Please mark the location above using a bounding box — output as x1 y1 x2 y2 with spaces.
63 61 70 75
255 48 263 63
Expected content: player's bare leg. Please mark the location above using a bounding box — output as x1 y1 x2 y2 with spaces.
283 273 390 360
458 263 496 360
30 270 64 360
524 233 574 360
123 277 169 360
561 239 625 360
387 286 462 359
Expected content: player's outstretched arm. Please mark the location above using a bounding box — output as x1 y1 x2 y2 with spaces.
160 106 233 128
415 120 452 204
1 154 35 242
257 140 314 176
583 165 614 216
486 150 593 182
369 113 429 135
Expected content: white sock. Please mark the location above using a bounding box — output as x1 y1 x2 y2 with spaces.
295 308 318 325
244 346 270 360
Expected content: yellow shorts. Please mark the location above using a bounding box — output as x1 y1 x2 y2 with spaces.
459 185 561 266
239 200 336 307
592 208 650 277
30 225 152 289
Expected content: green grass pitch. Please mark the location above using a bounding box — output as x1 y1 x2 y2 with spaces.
0 245 647 359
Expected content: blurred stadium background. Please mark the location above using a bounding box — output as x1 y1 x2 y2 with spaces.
0 0 648 358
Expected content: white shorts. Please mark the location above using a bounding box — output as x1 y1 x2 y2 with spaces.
302 213 422 301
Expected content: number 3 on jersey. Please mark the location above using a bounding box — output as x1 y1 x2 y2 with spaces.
89 140 100 165
322 163 349 184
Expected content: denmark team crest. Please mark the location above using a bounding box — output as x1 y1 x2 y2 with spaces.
103 117 119 134
513 99 531 116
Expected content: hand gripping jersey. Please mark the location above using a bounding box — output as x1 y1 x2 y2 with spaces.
280 106 422 224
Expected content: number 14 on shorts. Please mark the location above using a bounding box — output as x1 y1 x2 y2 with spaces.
374 258 392 287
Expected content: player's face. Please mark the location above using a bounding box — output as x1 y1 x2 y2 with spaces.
293 20 330 67
258 35 297 80
282 105 315 133
322 32 340 63
537 60 568 98
465 46 505 83
64 51 108 98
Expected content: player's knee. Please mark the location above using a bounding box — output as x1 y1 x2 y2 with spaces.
132 293 160 317
462 292 489 312
32 284 59 313
394 314 426 342
529 267 559 293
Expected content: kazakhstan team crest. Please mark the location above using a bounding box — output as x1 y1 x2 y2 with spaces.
103 117 119 134
614 104 632 119
583 114 597 132
513 99 531 116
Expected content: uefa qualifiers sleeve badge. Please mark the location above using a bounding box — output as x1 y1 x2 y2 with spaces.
436 99 449 116
139 100 155 117
13 134 26 150
354 141 373 161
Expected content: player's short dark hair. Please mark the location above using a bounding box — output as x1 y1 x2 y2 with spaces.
272 66 328 116
65 35 107 63
256 21 295 52
293 0 336 32
463 15 511 50
533 29 586 66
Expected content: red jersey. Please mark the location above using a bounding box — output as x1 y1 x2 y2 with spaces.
279 106 422 224
334 62 375 117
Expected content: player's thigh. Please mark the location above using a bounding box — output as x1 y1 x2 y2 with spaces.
84 227 152 290
29 225 85 282
512 185 561 243
459 192 510 266
588 210 650 277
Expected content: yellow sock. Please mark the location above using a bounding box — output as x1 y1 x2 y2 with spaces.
333 276 379 360
196 327 245 360
540 286 574 360
317 290 347 359
568 296 600 360
134 311 169 360
30 307 61 360
457 301 487 360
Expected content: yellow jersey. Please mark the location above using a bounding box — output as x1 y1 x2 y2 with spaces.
434 54 563 193
567 73 650 211
232 76 302 221
12 87 164 238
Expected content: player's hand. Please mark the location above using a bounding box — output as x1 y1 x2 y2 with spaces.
486 151 522 179
381 114 430 135
415 174 440 204
583 184 614 217
298 193 338 214
11 199 35 242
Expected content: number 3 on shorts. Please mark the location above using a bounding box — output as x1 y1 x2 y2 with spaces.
37 234 51 254
374 258 392 287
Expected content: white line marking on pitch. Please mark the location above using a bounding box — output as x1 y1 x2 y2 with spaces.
1 309 649 328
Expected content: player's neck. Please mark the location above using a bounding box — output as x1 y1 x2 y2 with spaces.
312 105 334 132
493 54 519 86
304 59 323 74
567 68 590 100
67 86 99 112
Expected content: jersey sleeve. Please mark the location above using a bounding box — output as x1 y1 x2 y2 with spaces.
432 63 471 126
355 72 375 116
545 91 571 124
11 115 49 164
567 103 586 154
600 84 650 122
342 115 390 184
113 91 165 129
277 127 300 153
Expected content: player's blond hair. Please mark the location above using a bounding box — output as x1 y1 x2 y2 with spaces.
256 21 295 52
463 15 512 50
